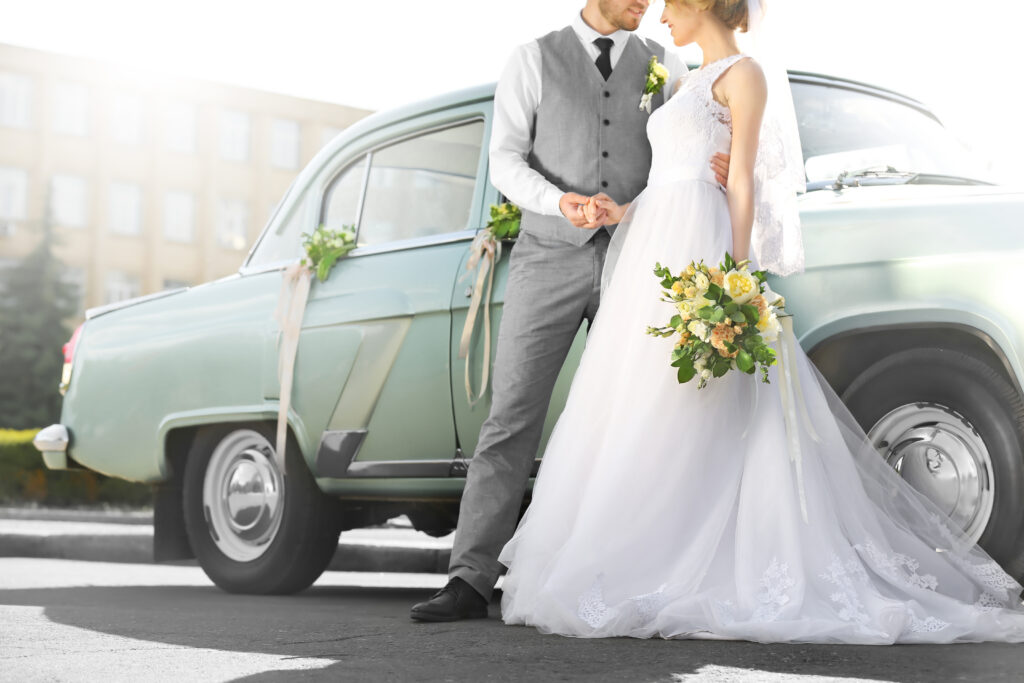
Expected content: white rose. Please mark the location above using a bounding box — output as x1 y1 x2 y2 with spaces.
687 320 710 342
761 315 782 343
700 368 712 381
724 269 759 304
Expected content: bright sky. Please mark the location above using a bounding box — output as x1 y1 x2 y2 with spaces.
2 0 1022 181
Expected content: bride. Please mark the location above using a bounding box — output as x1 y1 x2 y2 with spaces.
497 0 1024 643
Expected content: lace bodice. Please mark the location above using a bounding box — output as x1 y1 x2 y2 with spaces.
646 53 748 189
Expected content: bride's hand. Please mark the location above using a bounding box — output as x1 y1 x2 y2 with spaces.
593 193 627 225
581 196 607 229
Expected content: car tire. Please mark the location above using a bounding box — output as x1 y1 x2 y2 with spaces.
183 422 340 594
841 348 1024 579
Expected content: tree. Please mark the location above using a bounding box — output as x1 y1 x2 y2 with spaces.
0 204 78 429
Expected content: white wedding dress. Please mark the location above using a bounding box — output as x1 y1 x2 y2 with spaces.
497 54 1024 644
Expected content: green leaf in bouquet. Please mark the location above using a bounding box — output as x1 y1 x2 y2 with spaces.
736 349 755 373
706 283 723 301
661 277 676 289
723 252 736 271
677 363 697 383
724 302 739 317
697 306 714 320
753 269 767 282
669 314 683 329
712 359 730 378
670 346 688 363
710 307 726 323
740 304 760 324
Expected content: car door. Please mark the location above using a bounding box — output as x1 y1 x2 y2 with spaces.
247 107 491 482
450 207 589 473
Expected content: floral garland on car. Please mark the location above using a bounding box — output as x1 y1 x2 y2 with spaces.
459 203 521 405
273 225 357 471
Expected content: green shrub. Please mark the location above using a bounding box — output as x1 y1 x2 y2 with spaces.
0 428 151 507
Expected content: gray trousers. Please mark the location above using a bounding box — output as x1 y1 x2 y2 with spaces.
449 227 610 600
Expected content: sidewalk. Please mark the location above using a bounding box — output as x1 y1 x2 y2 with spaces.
0 507 453 573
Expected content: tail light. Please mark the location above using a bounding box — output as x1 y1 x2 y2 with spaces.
59 323 84 396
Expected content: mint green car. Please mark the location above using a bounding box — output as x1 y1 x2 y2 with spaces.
35 72 1024 593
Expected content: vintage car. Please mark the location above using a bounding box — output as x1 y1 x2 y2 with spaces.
34 70 1024 594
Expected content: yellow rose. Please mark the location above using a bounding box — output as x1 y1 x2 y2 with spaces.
685 264 696 277
652 62 669 81
684 286 697 299
724 270 759 304
694 272 710 291
759 313 781 342
671 281 685 295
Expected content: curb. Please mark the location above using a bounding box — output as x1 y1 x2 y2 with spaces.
0 532 451 573
0 513 452 574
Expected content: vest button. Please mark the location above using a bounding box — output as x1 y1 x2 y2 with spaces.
603 119 610 126
602 151 609 158
603 91 610 98
601 181 608 188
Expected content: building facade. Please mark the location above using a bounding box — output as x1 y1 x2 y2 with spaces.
0 42 372 320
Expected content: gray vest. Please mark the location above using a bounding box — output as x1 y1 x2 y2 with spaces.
521 28 666 246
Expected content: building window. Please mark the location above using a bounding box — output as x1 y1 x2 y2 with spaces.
219 109 250 162
164 191 195 243
109 182 142 236
165 101 196 153
111 93 143 145
104 270 141 304
162 278 189 291
0 71 32 128
62 266 86 314
51 174 89 228
271 118 300 169
217 199 248 249
0 167 28 235
52 81 89 136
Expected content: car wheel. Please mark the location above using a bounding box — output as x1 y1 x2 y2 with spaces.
183 423 340 594
841 348 1024 578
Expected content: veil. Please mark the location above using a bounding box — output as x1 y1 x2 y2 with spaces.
739 0 806 276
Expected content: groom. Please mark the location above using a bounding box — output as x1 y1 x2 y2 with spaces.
411 0 728 621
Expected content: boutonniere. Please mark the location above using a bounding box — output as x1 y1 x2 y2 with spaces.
639 56 669 113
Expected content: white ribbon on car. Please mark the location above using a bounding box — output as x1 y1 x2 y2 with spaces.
774 314 821 524
271 262 313 475
458 231 502 406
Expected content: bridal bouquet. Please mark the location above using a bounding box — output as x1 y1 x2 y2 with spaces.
646 253 783 388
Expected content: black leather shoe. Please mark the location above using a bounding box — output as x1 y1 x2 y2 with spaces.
410 577 489 622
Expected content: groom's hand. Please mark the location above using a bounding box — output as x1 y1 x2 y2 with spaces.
710 152 730 186
560 192 600 228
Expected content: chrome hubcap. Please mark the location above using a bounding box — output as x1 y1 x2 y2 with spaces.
202 430 284 562
868 402 993 543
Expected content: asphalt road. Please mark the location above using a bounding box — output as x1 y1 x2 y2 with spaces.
0 558 1022 683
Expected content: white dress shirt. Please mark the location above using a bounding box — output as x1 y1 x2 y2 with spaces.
489 13 688 217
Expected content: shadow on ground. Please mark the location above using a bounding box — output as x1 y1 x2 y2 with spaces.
1 583 1019 682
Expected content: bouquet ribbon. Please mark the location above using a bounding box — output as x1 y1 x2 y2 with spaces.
458 231 502 406
775 314 821 524
272 262 313 474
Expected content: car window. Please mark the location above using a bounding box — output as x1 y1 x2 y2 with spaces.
321 156 366 235
356 120 484 247
792 82 984 183
245 182 309 269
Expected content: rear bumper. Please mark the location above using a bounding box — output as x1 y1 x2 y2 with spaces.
33 424 70 469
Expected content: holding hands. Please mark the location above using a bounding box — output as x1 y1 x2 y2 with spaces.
560 152 731 230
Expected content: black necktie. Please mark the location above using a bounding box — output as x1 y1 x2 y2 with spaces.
594 38 613 81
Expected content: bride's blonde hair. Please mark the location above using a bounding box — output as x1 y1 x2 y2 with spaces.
673 0 751 33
